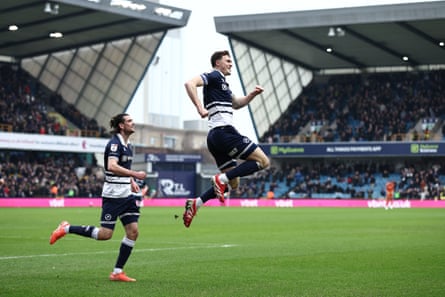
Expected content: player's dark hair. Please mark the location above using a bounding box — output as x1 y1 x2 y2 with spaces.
210 50 230 67
110 113 129 134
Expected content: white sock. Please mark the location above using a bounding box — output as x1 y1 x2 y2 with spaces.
196 197 203 208
91 227 99 240
219 173 229 184
122 236 135 247
113 268 123 274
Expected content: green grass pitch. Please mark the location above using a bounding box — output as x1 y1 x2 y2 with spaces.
0 206 444 297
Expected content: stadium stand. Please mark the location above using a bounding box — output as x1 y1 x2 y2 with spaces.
1 63 444 199
260 70 445 143
232 160 445 201
0 63 108 137
0 151 102 198
0 63 106 198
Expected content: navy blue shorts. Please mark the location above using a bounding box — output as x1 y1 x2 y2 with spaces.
100 195 140 230
207 125 257 171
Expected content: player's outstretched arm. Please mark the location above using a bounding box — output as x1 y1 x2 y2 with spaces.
232 85 264 109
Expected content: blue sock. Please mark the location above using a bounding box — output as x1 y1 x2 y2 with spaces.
226 160 260 180
200 188 215 203
69 225 95 238
115 237 134 269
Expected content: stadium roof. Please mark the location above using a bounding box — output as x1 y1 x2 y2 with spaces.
0 0 190 59
215 1 445 72
0 0 190 131
214 1 445 139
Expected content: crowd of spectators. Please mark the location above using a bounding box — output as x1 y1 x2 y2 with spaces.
0 63 108 137
0 151 103 198
1 63 445 200
0 64 63 135
231 160 445 200
261 70 445 143
1 151 442 200
0 64 109 198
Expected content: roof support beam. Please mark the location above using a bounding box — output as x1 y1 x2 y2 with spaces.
397 21 445 50
344 26 418 66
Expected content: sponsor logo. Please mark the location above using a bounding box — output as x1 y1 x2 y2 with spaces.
240 199 258 207
146 154 161 162
275 200 293 208
49 198 64 208
110 0 146 11
411 143 439 154
367 200 411 208
270 146 304 155
229 148 238 157
159 179 191 196
326 145 382 153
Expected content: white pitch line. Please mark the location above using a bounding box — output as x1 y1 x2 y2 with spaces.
0 244 237 261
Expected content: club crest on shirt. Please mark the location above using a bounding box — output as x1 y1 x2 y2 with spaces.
110 144 118 152
221 83 228 91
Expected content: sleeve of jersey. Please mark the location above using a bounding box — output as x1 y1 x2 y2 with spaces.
200 73 208 85
108 140 121 159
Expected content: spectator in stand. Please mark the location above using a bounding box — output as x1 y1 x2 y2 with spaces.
49 183 58 198
266 188 275 199
412 130 419 141
423 128 430 141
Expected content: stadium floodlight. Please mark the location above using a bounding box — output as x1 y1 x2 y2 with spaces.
328 27 345 37
44 2 52 13
8 25 18 31
49 32 63 38
336 27 345 37
44 2 59 15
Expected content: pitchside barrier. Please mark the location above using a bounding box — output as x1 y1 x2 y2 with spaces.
143 145 445 199
1 198 444 208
